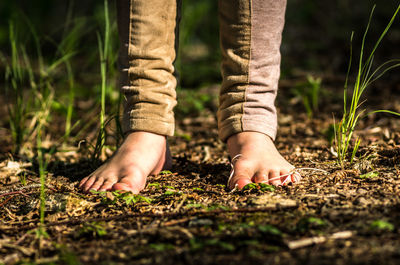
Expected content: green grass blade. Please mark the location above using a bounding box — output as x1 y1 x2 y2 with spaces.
361 4 400 78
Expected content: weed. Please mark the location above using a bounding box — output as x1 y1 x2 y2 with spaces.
159 170 173 175
206 204 230 211
5 16 76 155
296 217 327 233
370 220 394 232
257 224 282 236
149 243 175 252
19 172 27 186
5 22 29 154
94 0 111 159
163 189 182 196
334 4 400 167
78 222 107 238
292 75 322 118
190 238 235 252
58 246 81 265
176 89 214 117
358 171 379 179
176 132 192 141
91 190 152 205
242 183 276 192
147 182 161 189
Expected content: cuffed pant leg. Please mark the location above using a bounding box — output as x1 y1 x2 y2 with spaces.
217 0 287 142
117 0 180 137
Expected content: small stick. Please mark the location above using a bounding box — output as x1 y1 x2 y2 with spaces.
287 231 354 250
0 195 14 207
174 194 187 213
0 190 31 198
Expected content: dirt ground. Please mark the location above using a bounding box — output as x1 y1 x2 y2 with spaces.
1 76 400 265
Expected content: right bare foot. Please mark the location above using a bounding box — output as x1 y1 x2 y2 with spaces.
79 131 171 194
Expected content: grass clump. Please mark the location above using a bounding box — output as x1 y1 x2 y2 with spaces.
370 220 395 232
292 75 322 118
334 4 400 167
242 183 276 192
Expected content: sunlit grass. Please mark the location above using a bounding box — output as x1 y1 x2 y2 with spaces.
334 4 400 167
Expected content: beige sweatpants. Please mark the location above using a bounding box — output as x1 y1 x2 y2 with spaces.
117 0 286 142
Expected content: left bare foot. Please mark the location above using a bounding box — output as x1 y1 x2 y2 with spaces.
226 132 300 190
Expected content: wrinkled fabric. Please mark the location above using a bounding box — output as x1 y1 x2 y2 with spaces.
218 0 286 141
117 0 286 141
117 0 180 136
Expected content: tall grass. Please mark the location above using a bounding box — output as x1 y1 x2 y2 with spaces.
5 22 27 154
93 0 111 159
335 4 400 167
4 18 75 243
292 75 322 118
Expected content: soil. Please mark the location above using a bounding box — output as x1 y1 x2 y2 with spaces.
1 75 400 265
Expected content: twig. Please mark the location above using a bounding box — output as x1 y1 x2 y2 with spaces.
0 183 56 195
0 195 15 207
286 231 354 250
174 194 187 213
1 243 34 256
1 204 299 232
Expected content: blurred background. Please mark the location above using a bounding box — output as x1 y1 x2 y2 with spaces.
1 0 399 84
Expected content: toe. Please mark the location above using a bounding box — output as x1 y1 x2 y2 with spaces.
99 180 116 191
79 177 89 188
291 172 302 183
268 169 282 186
279 167 299 185
112 175 145 194
112 182 140 194
228 159 255 190
253 171 269 183
87 177 105 192
82 176 97 192
230 176 253 190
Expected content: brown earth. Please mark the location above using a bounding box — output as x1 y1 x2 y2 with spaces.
1 76 400 265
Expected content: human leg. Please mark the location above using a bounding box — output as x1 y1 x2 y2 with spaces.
218 0 300 189
80 0 180 193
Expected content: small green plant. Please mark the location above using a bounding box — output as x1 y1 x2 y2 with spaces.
56 244 81 265
296 217 327 233
91 190 152 205
5 22 28 154
370 220 394 232
358 171 379 179
190 238 235 252
334 4 400 167
147 182 161 189
242 183 276 192
78 222 107 238
206 204 230 211
5 17 76 154
292 75 322 118
19 172 27 186
176 89 214 116
163 189 182 196
149 243 175 252
159 170 173 175
257 224 282 236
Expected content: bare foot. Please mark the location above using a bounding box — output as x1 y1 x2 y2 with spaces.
79 131 171 193
226 132 300 189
